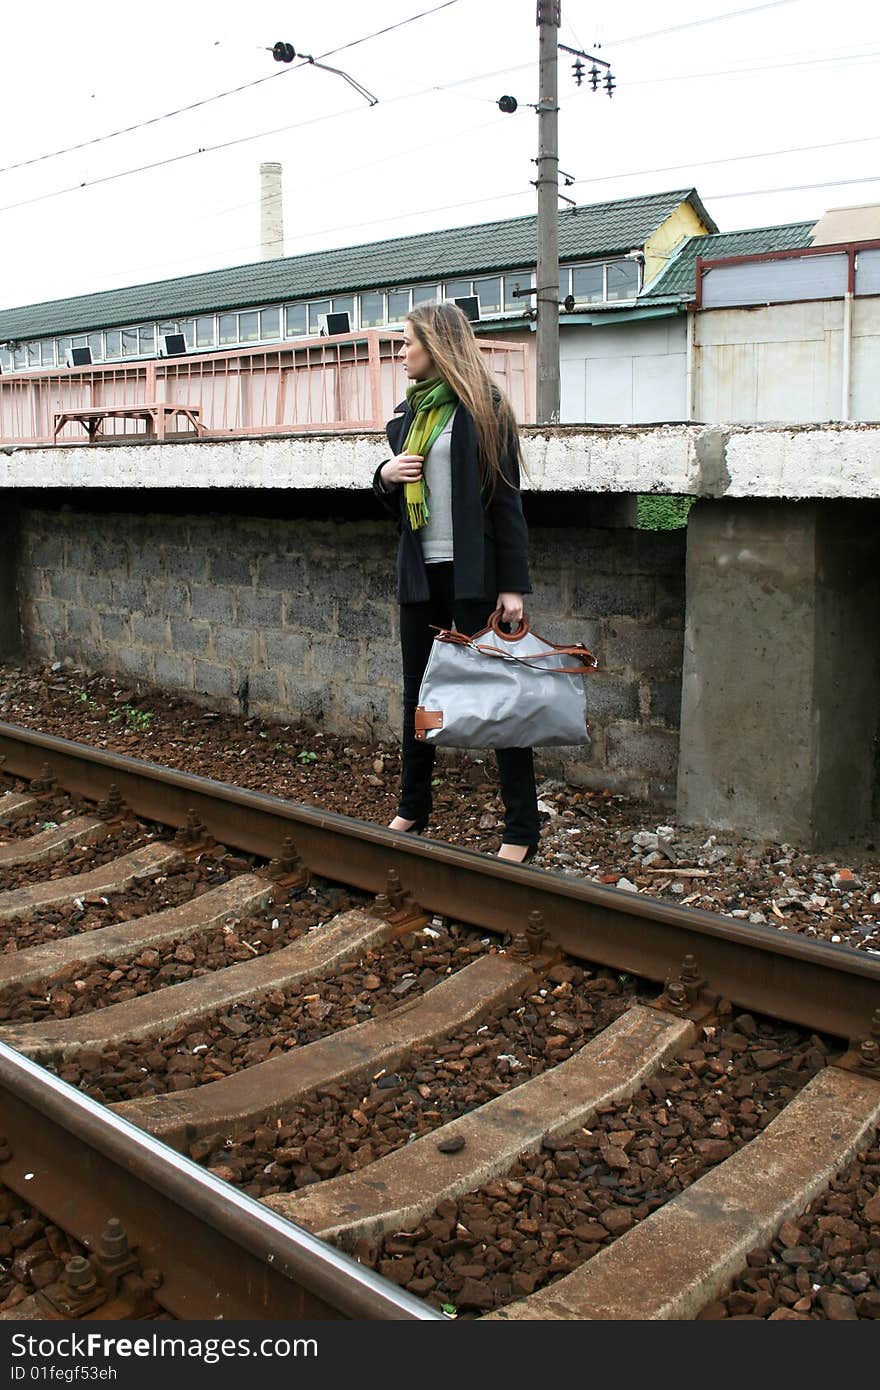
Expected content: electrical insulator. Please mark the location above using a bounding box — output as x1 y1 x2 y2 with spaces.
605 70 616 97
497 94 518 113
589 64 600 91
272 41 296 63
572 58 584 87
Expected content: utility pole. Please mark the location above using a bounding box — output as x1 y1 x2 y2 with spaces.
535 0 560 425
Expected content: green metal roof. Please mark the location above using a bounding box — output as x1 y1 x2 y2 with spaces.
643 221 816 300
0 188 716 341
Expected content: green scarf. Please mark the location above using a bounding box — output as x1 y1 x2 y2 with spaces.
402 378 457 530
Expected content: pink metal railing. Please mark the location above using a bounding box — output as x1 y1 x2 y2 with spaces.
0 330 531 445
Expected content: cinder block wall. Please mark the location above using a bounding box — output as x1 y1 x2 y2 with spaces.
16 504 685 800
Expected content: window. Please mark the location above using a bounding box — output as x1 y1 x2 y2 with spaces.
411 283 438 306
138 326 155 354
39 339 56 367
260 307 280 339
13 345 26 370
504 273 530 312
27 343 41 368
0 348 12 372
308 300 331 334
360 292 384 327
387 289 410 321
88 332 104 360
195 317 214 349
105 330 122 358
218 314 237 346
572 264 603 303
180 320 196 349
122 328 139 357
285 304 307 337
606 259 639 300
444 279 471 301
57 336 72 364
238 311 259 342
474 277 501 316
560 259 641 306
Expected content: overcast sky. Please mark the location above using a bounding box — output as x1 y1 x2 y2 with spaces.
1 0 878 310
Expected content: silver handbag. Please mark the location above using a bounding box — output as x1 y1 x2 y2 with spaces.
414 611 597 749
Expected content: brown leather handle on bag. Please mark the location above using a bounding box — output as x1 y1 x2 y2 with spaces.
488 609 530 642
482 609 598 673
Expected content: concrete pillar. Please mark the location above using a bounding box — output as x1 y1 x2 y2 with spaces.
0 500 21 660
677 499 880 848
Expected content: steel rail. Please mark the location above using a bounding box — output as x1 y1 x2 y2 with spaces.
0 1039 444 1321
1 721 878 1041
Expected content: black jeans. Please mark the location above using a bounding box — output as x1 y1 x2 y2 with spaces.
397 562 540 847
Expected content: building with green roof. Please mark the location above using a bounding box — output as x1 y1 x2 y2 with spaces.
1 188 834 426
0 188 718 410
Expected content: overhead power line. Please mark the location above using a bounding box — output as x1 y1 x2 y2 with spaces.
0 102 365 216
622 44 880 87
0 0 462 177
706 172 880 199
567 132 880 188
13 160 880 307
320 0 461 60
0 71 293 177
0 55 528 218
217 171 880 249
605 0 800 48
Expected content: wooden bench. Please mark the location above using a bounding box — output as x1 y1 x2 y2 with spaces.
53 403 204 443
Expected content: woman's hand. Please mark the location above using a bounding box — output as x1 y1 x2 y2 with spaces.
380 453 424 486
496 591 524 626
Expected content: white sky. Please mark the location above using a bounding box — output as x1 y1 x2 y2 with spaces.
1 0 879 310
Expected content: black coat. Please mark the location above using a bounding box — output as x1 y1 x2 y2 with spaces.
373 400 531 604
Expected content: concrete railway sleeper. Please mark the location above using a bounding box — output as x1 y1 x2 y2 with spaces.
0 748 877 1320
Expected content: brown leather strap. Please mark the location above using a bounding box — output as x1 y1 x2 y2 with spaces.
431 627 472 646
414 706 443 741
431 624 597 672
473 643 597 675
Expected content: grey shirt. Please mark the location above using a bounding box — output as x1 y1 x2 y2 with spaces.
419 409 456 564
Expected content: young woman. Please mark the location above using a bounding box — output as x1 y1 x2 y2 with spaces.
373 301 540 863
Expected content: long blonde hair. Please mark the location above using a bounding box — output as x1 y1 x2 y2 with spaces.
406 301 523 491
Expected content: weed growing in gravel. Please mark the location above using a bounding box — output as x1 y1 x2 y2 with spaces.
109 704 154 733
297 750 318 765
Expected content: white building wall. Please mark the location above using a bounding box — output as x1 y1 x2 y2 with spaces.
560 318 687 424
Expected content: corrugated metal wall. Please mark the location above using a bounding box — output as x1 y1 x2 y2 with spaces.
694 299 880 423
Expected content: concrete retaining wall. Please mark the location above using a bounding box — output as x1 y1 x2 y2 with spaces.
16 501 686 801
4 421 880 497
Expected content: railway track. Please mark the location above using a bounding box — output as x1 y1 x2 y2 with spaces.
0 720 878 1321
